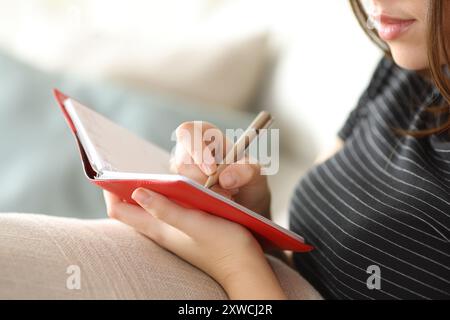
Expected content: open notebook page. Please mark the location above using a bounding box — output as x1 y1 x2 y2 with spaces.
64 98 172 177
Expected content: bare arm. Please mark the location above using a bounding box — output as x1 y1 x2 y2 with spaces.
222 257 288 299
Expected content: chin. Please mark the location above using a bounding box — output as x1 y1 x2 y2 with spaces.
389 45 429 71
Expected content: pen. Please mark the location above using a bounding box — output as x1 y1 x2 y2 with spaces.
204 111 273 189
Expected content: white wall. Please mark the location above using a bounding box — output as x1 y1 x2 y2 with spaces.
240 0 382 160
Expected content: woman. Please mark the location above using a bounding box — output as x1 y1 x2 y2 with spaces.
105 0 450 299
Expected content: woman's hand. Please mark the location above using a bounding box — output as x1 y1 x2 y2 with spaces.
104 188 286 300
171 121 271 218
171 121 291 264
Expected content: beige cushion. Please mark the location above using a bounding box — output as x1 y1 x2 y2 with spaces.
0 1 269 110
76 30 270 111
0 213 321 300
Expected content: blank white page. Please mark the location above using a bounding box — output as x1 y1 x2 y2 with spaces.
64 98 171 176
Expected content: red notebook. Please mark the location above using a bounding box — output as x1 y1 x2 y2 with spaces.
54 89 313 252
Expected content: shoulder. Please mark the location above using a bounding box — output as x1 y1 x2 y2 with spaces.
338 56 424 141
365 56 403 100
367 56 431 103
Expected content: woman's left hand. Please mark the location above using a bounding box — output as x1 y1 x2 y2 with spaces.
104 188 286 299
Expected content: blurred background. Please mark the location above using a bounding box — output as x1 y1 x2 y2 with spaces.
0 0 381 227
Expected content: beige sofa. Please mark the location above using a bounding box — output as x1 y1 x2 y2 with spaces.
0 213 321 299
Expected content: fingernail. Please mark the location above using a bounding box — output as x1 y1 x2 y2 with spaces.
132 188 152 205
221 172 238 188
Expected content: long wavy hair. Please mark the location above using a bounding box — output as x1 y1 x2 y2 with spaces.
350 0 450 137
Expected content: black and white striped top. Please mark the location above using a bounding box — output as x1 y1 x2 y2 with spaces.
289 57 450 300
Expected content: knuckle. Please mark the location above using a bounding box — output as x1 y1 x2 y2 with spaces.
176 122 194 138
152 208 165 220
177 121 194 131
174 163 205 182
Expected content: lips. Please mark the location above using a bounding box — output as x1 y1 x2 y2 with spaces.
373 14 416 41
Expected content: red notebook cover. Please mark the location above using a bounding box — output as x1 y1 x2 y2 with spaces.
53 89 313 252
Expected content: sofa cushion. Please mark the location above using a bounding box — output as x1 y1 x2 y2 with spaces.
0 213 322 299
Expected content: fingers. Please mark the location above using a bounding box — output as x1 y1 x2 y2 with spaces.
103 189 121 209
104 190 165 239
171 142 209 184
104 190 151 229
103 190 192 250
175 121 232 176
131 188 199 235
218 160 261 190
169 143 239 199
176 122 217 175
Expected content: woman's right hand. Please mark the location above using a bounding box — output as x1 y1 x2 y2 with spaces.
170 121 272 219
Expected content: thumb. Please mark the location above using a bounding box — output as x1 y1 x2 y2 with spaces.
218 161 261 190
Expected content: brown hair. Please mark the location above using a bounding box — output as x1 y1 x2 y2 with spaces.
350 0 450 137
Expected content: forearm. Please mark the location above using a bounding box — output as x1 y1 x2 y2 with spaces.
220 256 287 300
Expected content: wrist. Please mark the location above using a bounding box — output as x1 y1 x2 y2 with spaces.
218 251 287 300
